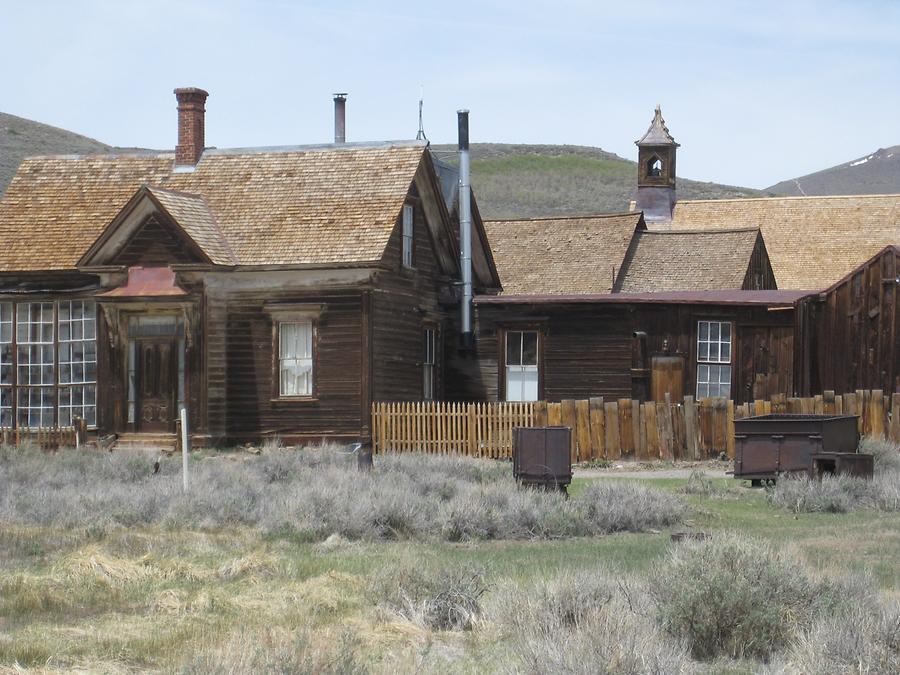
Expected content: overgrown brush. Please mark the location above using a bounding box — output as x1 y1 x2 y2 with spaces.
0 446 686 542
486 571 692 674
768 600 900 674
650 533 876 661
370 562 488 631
768 437 900 513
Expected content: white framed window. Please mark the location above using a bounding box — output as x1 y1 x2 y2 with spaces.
279 320 314 397
0 303 12 427
696 320 732 398
401 204 414 268
505 330 539 401
58 300 98 427
16 302 55 428
423 327 436 400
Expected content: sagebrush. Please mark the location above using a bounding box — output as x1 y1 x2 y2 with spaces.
0 445 686 541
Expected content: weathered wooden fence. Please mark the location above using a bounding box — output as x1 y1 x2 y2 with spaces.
0 425 78 450
372 390 899 461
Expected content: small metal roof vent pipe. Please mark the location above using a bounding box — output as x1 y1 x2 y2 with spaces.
333 93 347 143
458 109 474 349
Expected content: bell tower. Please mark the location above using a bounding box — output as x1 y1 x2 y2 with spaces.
635 106 679 222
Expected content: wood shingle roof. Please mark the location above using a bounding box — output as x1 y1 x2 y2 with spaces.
656 194 900 290
483 213 644 295
0 141 427 271
615 228 761 292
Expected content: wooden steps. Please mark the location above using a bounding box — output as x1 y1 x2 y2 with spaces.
112 433 178 454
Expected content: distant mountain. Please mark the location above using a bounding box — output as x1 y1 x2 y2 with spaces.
0 112 118 195
766 145 900 197
431 143 762 219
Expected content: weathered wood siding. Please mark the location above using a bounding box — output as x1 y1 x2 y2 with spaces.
222 289 365 441
372 187 450 403
462 301 796 404
797 247 899 395
112 215 204 266
741 233 778 291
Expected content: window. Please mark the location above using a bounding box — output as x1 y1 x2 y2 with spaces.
16 302 55 428
401 204 414 268
279 321 314 397
58 301 97 426
647 156 662 176
0 303 12 427
423 327 436 400
505 330 539 401
696 320 731 399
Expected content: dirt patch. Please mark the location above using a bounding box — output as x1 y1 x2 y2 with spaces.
576 460 731 480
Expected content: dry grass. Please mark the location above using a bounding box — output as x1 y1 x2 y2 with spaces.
0 445 686 541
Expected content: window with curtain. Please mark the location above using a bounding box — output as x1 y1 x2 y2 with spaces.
279 320 314 397
696 320 732 399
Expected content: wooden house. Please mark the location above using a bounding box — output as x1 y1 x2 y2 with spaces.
450 212 796 404
795 245 900 395
0 88 500 445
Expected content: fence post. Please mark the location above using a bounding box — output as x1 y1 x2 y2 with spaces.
684 396 698 460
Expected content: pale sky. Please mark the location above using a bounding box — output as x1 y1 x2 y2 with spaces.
2 0 899 189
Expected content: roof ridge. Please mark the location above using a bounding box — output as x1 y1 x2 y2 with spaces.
678 193 900 205
484 212 640 223
642 227 760 235
144 184 204 200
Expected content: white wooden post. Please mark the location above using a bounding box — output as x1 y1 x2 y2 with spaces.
180 407 189 492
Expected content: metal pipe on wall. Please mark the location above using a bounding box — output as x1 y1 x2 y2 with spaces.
458 109 474 348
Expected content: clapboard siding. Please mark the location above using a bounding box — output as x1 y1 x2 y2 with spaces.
223 290 364 440
112 215 204 266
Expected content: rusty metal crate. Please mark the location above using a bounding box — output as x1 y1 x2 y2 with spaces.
733 414 859 482
810 452 874 480
513 426 572 492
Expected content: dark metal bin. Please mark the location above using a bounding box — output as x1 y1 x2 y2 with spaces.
733 414 859 482
810 452 874 480
513 426 572 492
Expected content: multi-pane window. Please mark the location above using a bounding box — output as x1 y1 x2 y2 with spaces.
696 320 732 399
0 303 12 427
401 204 414 268
279 321 314 397
423 327 436 400
16 302 55 428
58 301 97 426
505 330 539 401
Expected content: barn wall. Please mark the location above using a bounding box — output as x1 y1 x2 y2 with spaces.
798 248 899 395
461 301 797 404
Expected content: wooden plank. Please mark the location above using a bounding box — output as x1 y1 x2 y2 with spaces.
684 395 698 461
890 393 900 443
618 398 634 458
659 393 674 462
787 397 801 414
858 390 868 435
589 397 605 460
835 394 843 415
637 403 648 461
800 397 815 415
814 395 824 415
823 390 835 415
645 402 659 459
575 400 591 462
548 402 562 427
870 390 885 438
771 393 786 414
726 399 736 459
561 399 577 464
604 401 620 460
632 400 642 460
534 400 548 427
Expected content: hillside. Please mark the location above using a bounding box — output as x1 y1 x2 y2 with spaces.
766 145 900 197
431 143 762 219
0 112 117 194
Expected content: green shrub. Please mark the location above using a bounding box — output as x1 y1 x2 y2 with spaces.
650 533 873 661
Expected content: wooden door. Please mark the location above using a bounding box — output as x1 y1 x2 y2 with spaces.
136 338 177 432
651 355 684 402
738 326 793 402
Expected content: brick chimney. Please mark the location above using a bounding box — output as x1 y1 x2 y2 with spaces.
174 87 209 166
